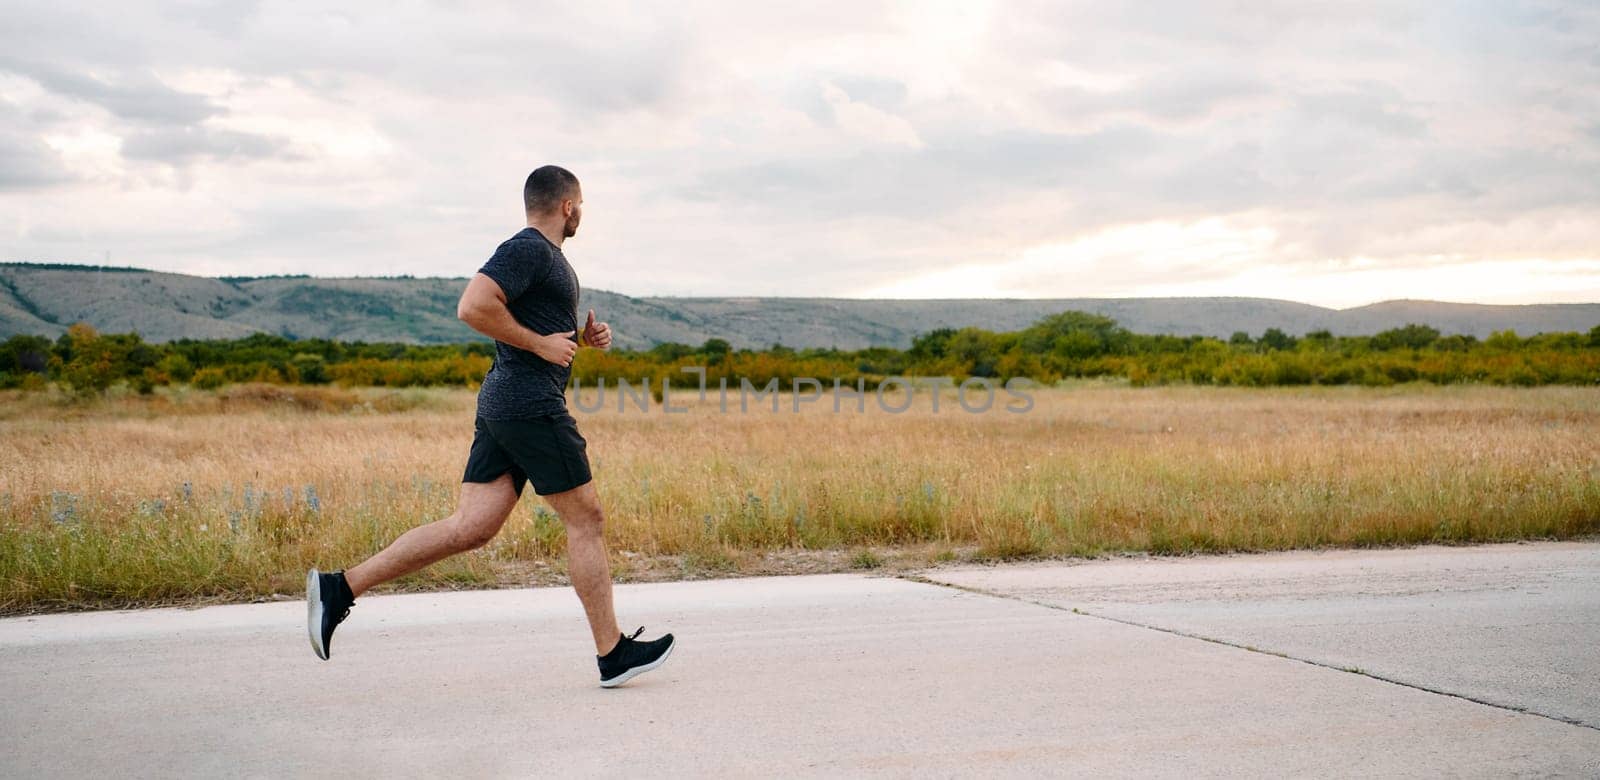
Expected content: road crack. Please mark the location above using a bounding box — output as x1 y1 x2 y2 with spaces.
898 572 1598 733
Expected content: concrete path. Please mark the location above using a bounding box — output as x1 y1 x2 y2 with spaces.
3 542 1598 778
923 540 1600 730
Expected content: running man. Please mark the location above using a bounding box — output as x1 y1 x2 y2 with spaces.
307 165 675 688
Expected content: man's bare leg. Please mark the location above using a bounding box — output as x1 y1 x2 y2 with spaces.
344 474 521 597
540 480 622 655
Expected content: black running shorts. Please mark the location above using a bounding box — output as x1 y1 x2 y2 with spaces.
462 412 592 497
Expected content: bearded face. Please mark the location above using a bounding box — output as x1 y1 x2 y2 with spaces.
563 195 583 238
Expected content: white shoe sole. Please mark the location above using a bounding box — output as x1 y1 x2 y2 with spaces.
599 638 675 688
307 568 328 660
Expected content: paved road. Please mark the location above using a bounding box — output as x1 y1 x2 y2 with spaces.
925 540 1600 730
3 542 1597 777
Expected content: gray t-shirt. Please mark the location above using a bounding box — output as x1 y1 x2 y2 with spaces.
473 227 580 420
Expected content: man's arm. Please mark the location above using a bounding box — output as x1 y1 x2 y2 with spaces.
457 273 576 365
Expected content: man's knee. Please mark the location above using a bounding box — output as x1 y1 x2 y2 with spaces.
562 503 605 538
448 510 507 550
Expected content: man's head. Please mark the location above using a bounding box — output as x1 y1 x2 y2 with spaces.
524 165 582 238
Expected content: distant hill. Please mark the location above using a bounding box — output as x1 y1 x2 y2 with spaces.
2 262 1596 349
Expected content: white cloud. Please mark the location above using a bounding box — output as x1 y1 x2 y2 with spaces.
820 83 925 149
859 216 1282 299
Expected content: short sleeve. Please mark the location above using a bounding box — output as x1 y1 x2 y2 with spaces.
477 239 551 302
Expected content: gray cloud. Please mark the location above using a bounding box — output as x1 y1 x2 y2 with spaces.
0 102 74 191
0 131 75 191
1289 86 1428 140
681 122 1170 215
0 48 292 173
831 76 909 111
1042 70 1271 125
0 56 222 125
119 126 294 164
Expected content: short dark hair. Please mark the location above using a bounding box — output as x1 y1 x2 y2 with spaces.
523 165 580 214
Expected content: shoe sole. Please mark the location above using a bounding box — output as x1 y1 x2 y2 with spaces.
306 568 328 660
599 638 674 688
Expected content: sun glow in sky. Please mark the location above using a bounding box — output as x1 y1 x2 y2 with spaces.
2 1 1597 307
860 218 1600 306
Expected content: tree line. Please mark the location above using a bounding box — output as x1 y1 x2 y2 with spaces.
3 312 1598 397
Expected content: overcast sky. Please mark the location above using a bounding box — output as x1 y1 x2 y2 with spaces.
2 1 1598 307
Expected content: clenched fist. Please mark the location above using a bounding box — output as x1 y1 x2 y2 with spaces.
533 330 579 367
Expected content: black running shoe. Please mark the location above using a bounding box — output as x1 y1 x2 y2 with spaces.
597 626 675 688
306 567 355 660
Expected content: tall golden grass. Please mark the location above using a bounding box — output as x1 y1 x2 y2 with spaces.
2 382 1596 613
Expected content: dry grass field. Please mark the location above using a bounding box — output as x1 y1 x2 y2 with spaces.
2 381 1597 613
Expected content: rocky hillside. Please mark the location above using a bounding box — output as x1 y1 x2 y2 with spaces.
2 263 1595 349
